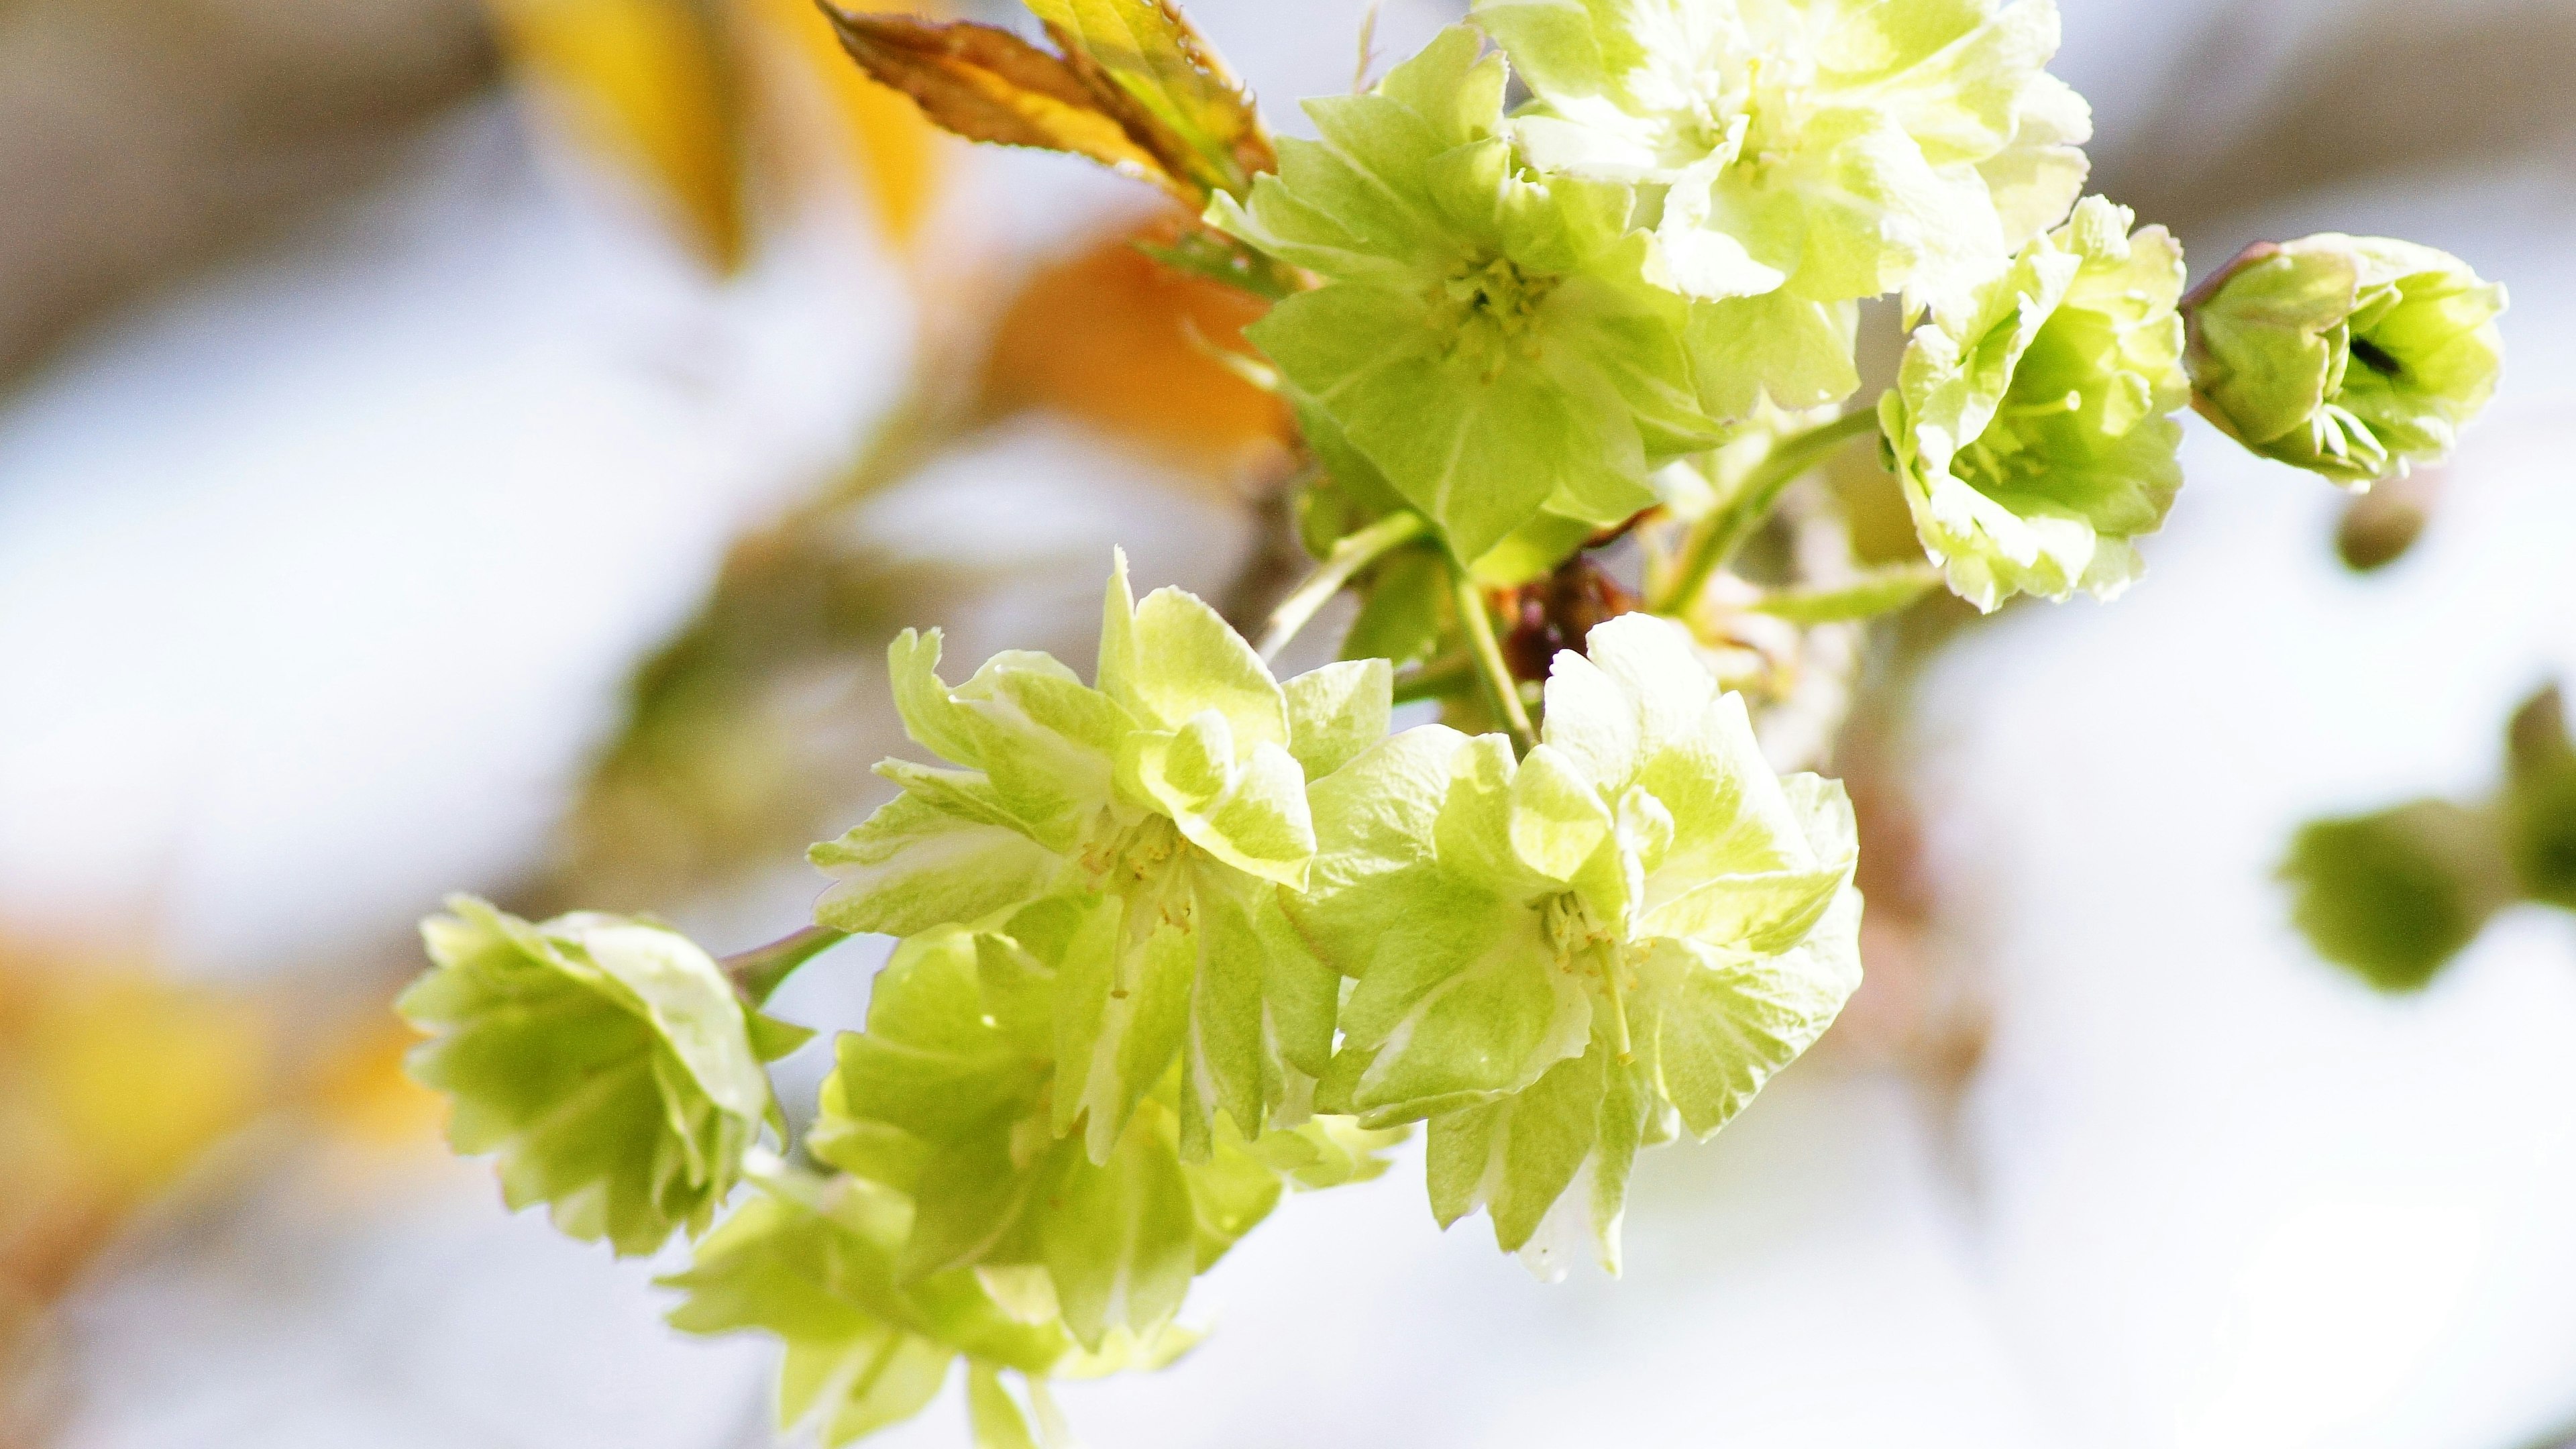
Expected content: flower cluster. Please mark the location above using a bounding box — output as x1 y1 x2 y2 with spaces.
393 0 2511 1443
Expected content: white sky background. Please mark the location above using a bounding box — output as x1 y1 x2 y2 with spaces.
4 1 2575 1445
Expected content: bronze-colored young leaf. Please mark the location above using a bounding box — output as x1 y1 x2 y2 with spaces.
820 9 1190 203
1024 0 1274 199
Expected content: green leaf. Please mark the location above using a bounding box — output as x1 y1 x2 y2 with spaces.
400 898 780 1256
1341 548 1451 669
2282 800 2509 991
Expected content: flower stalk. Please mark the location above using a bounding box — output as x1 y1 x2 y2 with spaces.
1655 409 1879 613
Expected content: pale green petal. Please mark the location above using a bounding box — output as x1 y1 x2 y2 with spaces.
1889 195 2188 610
1637 884 1862 1139
1250 282 1649 564
2187 233 2505 487
1040 1113 1197 1350
1685 291 1861 420
1183 873 1278 1145
1283 658 1393 781
1334 896 1591 1124
828 929 1044 1148
1126 719 1316 890
810 794 1065 938
1536 649 1643 797
1424 1042 1607 1254
1286 725 1474 973
1474 0 2088 308
400 898 777 1257
885 627 1122 845
1054 898 1195 1162
1212 22 1720 561
1507 743 1615 884
967 1363 1040 1449
1120 584 1290 748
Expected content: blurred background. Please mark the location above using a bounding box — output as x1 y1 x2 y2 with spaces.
3 0 2573 1445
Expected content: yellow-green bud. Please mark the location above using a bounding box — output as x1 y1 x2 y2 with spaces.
2186 235 2506 488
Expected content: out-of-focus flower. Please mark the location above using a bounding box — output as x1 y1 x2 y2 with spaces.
2185 233 2506 488
1880 195 2188 612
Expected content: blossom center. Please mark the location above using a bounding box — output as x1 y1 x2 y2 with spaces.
1433 254 1561 377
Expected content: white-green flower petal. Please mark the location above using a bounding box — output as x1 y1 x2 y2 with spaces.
810 794 1066 938
400 898 786 1257
1886 194 2188 610
1283 658 1394 782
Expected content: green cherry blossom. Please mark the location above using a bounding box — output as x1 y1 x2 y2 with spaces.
1472 0 2090 386
1880 194 2188 611
1289 612 1860 1275
661 1150 1193 1449
1205 25 1725 562
809 553 1386 1160
804 914 1399 1350
2185 233 2506 488
398 896 809 1256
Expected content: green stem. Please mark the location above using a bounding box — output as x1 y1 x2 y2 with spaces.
1743 563 1944 625
1256 510 1430 661
1596 943 1635 1064
1391 652 1474 704
1656 409 1879 614
1450 555 1536 754
722 925 849 1006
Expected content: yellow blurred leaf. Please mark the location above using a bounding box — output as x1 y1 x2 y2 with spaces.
24 977 268 1196
820 10 1197 205
1023 0 1271 199
486 0 749 270
738 0 949 250
1 947 272 1305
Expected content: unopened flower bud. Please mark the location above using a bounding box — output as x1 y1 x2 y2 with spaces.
2186 235 2505 488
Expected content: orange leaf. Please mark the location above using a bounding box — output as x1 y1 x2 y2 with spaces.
982 213 1291 476
820 10 1197 205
